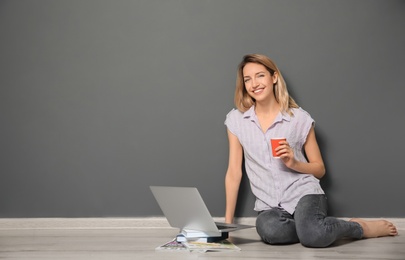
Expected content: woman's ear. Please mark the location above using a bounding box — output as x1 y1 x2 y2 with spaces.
272 71 278 84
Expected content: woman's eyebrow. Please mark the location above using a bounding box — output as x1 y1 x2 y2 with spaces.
244 71 266 77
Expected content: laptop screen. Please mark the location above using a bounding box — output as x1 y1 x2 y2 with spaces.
150 186 220 234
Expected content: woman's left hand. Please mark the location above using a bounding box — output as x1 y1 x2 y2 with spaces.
276 141 296 168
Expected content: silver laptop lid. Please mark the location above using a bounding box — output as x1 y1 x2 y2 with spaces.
150 186 220 234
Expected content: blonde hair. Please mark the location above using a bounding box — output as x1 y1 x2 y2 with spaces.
234 54 298 115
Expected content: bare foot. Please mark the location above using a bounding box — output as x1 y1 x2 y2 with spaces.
350 218 398 238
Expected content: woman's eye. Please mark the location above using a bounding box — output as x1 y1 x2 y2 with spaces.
244 78 250 83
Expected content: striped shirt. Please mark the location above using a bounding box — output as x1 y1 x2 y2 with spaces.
225 106 324 214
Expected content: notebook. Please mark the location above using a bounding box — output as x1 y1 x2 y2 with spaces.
150 186 253 237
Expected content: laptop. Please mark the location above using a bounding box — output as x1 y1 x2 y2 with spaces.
150 186 253 238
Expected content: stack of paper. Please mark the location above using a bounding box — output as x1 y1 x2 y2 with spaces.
176 230 229 243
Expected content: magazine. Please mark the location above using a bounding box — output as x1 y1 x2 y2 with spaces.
156 238 240 253
155 238 188 251
183 240 241 252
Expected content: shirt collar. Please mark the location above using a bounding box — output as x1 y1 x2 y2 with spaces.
243 106 256 119
243 105 291 123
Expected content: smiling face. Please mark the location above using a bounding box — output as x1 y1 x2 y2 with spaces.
242 62 278 103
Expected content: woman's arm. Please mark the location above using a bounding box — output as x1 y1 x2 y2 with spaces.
278 126 326 179
225 129 244 223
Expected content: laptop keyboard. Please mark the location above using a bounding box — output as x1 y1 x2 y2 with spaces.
216 224 235 230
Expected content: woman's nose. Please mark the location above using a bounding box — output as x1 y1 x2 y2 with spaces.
251 79 259 88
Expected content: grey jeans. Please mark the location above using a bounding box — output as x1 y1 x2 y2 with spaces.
255 194 363 248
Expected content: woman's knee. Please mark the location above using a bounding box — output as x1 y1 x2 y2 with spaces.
296 221 332 248
256 209 299 245
295 195 332 247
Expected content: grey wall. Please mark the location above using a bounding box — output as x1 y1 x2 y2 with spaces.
1 0 404 218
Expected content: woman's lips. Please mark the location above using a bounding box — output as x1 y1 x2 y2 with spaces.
253 88 264 94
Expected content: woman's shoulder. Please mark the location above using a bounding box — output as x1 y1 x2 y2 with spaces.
290 107 313 121
226 108 244 119
225 108 245 127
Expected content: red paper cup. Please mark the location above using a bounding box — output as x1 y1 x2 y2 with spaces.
270 138 286 158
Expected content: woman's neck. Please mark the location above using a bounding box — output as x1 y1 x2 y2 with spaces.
254 100 281 133
254 99 280 116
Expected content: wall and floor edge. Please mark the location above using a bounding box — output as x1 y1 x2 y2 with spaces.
0 218 404 231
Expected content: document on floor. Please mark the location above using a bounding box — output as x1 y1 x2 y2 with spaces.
156 238 241 253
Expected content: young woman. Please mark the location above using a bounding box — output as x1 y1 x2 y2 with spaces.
224 54 398 247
